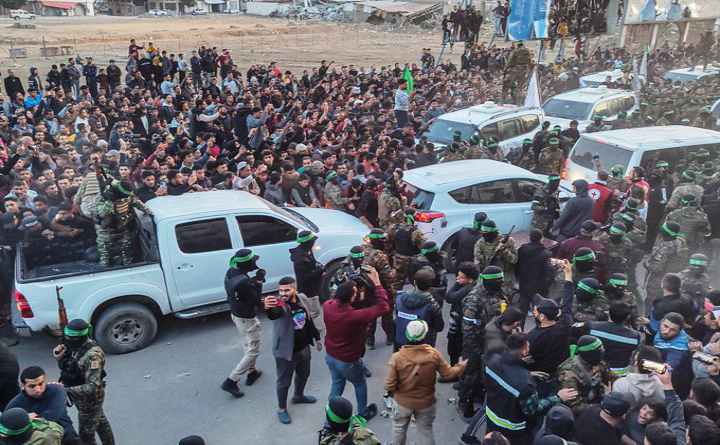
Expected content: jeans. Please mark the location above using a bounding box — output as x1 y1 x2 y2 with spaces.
228 315 261 381
394 110 409 128
392 402 436 445
325 354 368 416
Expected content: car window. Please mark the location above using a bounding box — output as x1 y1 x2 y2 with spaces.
236 215 297 246
479 122 498 140
449 180 515 204
570 138 633 172
514 179 544 202
543 98 593 120
424 119 478 145
498 119 523 141
175 218 232 254
639 143 720 172
519 114 540 133
593 100 610 117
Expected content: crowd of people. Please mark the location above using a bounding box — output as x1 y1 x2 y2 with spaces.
0 24 719 445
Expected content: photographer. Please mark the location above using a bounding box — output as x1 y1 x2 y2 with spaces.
323 265 389 421
220 248 266 399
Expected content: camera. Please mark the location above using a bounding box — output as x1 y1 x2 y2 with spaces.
640 359 667 374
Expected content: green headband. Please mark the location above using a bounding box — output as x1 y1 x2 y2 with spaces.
297 233 317 243
609 226 625 235
608 278 627 287
350 251 365 259
682 171 695 181
64 326 90 337
480 225 498 233
421 246 439 255
405 215 415 224
577 281 598 295
0 421 32 437
548 175 560 181
325 405 350 424
577 338 603 352
620 213 634 222
326 171 337 181
229 252 255 267
367 232 386 240
481 272 504 280
573 252 595 262
113 180 133 196
690 258 708 266
661 223 678 237
656 161 669 168
681 197 695 205
473 220 482 229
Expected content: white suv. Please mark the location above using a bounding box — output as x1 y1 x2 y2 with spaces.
422 102 543 155
543 86 637 132
10 9 36 19
402 159 571 252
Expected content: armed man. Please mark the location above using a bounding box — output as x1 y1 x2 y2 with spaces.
387 208 426 293
473 220 517 287
666 170 703 212
377 178 402 228
363 229 396 348
535 138 564 176
557 334 609 416
664 194 710 253
458 265 511 419
53 319 115 445
644 222 688 312
571 277 609 323
678 253 711 312
599 223 633 276
605 273 641 327
531 175 561 236
408 241 447 308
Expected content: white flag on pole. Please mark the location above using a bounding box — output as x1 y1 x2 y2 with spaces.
639 48 648 79
524 68 542 109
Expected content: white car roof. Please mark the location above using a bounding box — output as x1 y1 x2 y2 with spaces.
580 69 626 82
146 190 271 221
403 160 540 190
578 126 720 152
665 66 720 76
545 86 632 104
436 102 538 125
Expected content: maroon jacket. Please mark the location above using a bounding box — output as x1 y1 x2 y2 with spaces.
323 286 390 362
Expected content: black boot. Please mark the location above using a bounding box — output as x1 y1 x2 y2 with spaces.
245 370 262 386
221 378 244 398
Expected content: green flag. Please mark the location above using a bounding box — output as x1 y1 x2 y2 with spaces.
402 66 414 93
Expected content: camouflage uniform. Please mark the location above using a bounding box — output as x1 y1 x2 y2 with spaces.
387 222 425 292
535 145 564 176
465 145 493 160
324 181 350 211
598 232 633 275
505 46 531 87
363 244 396 342
473 236 518 274
377 189 402 228
459 283 511 414
606 287 640 326
556 355 607 415
25 418 64 445
61 340 115 445
645 237 688 309
95 181 151 267
666 183 704 212
531 188 560 236
678 268 710 311
573 292 610 323
442 148 466 162
319 426 381 445
664 206 710 252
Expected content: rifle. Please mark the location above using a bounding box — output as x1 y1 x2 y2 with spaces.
56 286 68 329
489 225 515 266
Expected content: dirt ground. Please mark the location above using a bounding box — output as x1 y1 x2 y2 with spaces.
0 14 479 74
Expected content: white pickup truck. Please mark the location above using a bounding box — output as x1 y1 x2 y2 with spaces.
14 191 368 354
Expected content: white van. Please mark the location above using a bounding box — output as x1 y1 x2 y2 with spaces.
543 86 637 132
564 126 720 183
422 102 543 155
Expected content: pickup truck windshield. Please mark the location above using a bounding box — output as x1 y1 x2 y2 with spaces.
570 138 633 172
543 99 592 121
424 119 477 145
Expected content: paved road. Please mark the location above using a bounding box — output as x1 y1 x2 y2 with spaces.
14 312 468 445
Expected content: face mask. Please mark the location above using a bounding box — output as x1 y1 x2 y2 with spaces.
63 336 87 350
609 235 623 244
579 349 603 366
483 232 498 243
483 280 502 291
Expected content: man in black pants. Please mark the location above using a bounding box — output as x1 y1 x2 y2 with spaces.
289 230 324 299
0 340 18 410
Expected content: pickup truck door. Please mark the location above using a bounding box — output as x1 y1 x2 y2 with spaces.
166 216 239 309
232 214 298 292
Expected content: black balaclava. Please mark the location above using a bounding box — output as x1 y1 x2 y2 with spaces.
607 273 628 299
481 266 504 292
349 245 365 269
572 247 596 273
472 212 487 231
63 318 91 350
688 253 708 277
421 241 441 263
546 174 561 193
576 334 604 366
326 396 354 433
660 222 680 242
367 228 387 251
481 219 499 242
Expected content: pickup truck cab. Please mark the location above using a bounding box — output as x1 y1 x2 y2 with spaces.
422 102 543 155
14 191 368 354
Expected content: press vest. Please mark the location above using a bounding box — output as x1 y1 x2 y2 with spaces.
484 352 533 432
587 321 640 377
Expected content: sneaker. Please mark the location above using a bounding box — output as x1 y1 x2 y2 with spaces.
291 395 317 404
277 410 292 424
245 370 262 386
459 433 481 445
220 378 244 398
361 403 378 421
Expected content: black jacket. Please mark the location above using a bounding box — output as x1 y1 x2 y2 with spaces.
394 289 444 347
516 241 553 296
553 182 593 239
652 293 695 325
289 245 323 298
452 227 482 268
225 268 262 318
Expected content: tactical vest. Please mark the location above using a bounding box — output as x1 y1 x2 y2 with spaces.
484 352 532 433
59 340 106 387
587 321 640 377
394 292 433 347
394 225 419 256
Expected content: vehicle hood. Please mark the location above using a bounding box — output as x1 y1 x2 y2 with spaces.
289 207 369 236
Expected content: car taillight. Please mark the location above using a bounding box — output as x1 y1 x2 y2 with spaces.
15 291 33 318
561 158 569 180
415 211 445 223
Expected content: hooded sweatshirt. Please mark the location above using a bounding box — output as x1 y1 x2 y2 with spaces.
395 290 444 347
611 372 664 407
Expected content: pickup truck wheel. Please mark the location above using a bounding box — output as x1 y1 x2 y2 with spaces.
320 260 344 303
95 303 158 354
